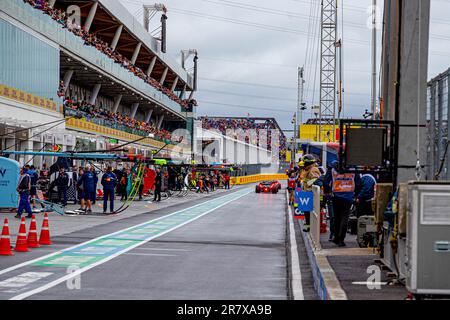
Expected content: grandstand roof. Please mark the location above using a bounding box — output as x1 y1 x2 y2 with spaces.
55 0 193 92
60 51 183 122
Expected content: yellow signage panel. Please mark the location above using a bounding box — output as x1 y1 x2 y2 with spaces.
0 84 59 113
299 124 337 142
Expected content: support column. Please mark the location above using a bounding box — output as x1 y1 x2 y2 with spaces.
180 84 186 99
395 0 430 183
130 103 139 119
112 94 122 113
63 70 74 93
131 42 142 65
84 1 98 33
147 56 157 77
382 0 400 121
159 67 168 85
89 84 101 105
23 139 33 165
157 115 164 129
145 109 153 123
110 25 123 51
170 76 179 92
35 139 43 169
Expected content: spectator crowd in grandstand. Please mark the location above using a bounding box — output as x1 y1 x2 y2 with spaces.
200 117 287 161
64 97 181 144
24 0 190 109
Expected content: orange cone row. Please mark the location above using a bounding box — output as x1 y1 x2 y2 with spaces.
0 213 52 256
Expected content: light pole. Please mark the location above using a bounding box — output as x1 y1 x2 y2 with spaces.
371 0 377 119
291 113 297 166
312 105 320 141
297 67 305 143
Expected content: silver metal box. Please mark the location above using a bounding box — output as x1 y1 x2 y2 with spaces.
406 182 450 295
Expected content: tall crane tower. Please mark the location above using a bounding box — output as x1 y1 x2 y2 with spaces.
319 0 338 142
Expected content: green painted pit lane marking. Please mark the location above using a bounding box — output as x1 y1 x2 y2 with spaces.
93 239 137 247
30 188 252 269
106 233 153 241
33 255 105 268
128 229 162 235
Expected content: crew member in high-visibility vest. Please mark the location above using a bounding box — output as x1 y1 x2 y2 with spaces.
324 161 360 247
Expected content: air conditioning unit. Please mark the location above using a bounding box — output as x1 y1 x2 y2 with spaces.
406 182 450 297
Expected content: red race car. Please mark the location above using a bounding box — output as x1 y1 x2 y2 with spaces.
255 181 281 194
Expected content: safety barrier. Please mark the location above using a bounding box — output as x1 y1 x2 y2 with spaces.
309 186 322 250
230 173 288 185
291 188 348 300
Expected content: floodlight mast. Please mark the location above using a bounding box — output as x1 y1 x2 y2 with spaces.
181 49 199 99
143 4 167 52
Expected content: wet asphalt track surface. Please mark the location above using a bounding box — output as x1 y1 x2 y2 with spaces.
0 186 316 300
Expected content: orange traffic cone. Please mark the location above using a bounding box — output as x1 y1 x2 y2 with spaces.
0 218 13 256
27 215 40 248
39 213 52 245
14 217 29 252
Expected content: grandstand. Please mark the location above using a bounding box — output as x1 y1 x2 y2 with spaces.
199 116 288 162
0 0 195 166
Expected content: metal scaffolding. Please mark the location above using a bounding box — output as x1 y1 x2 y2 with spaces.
427 68 450 180
319 0 337 142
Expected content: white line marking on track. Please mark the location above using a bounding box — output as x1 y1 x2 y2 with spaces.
0 272 53 288
134 248 191 252
352 281 388 286
286 192 305 300
123 253 177 257
6 189 252 300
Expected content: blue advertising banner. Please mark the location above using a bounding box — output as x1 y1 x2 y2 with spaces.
0 157 20 208
294 189 314 212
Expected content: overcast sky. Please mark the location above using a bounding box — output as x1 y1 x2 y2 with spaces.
119 0 450 133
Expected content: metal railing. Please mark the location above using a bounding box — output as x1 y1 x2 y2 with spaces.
427 68 450 180
309 185 322 250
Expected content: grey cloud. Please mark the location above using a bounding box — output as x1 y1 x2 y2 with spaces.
120 0 450 133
